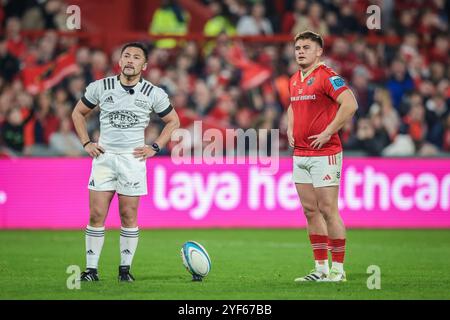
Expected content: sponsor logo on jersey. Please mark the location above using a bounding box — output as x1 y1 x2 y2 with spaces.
329 75 345 91
290 94 316 102
109 110 139 129
135 98 149 109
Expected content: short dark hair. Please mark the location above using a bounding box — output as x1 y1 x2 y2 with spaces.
120 42 148 61
294 31 324 48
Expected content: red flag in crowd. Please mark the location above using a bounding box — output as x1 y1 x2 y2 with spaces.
227 43 272 90
22 51 79 94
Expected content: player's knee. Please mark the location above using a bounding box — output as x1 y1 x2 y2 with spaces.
119 207 137 225
318 201 333 218
302 204 320 220
89 211 105 226
89 206 106 227
120 215 137 227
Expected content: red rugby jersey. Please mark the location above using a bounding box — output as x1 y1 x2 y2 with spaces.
289 63 349 156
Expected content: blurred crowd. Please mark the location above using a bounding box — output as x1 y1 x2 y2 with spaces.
0 0 449 157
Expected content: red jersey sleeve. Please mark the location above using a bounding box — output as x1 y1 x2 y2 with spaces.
322 72 349 101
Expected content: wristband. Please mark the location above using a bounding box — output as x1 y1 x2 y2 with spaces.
83 141 91 148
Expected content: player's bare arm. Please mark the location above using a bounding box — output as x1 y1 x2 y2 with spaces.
287 104 294 147
72 100 105 157
133 108 180 161
309 89 358 149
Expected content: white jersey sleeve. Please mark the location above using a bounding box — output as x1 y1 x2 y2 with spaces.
150 87 172 117
81 80 101 109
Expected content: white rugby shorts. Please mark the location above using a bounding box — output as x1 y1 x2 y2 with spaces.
87 152 147 196
292 152 342 188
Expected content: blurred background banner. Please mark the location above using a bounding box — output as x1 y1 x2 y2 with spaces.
0 157 448 229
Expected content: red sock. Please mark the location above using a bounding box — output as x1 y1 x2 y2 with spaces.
309 234 328 261
329 238 346 263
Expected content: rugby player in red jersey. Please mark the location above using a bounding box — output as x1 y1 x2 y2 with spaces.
287 31 358 282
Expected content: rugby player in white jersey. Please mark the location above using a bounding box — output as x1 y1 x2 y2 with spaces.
72 42 180 282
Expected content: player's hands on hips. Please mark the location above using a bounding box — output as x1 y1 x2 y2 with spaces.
287 128 295 148
133 145 156 161
309 130 332 149
84 142 105 158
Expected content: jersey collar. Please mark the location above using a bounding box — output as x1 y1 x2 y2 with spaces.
116 74 144 84
300 61 324 82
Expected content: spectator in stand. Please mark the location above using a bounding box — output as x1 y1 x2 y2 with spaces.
76 47 94 85
401 92 439 155
49 117 85 156
369 88 400 142
382 124 416 157
386 58 415 114
399 32 420 63
1 106 35 155
203 0 236 57
338 2 363 35
5 16 27 59
428 34 449 65
291 2 329 36
191 79 215 116
236 2 273 36
425 94 448 148
328 37 356 81
351 66 374 117
344 117 390 156
31 91 60 147
204 1 236 37
0 36 20 82
443 114 450 152
149 0 190 49
66 76 86 106
281 0 307 34
429 62 446 85
395 9 416 37
90 50 109 80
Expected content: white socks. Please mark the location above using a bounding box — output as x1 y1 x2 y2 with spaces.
314 261 344 274
315 260 330 275
85 225 105 269
332 262 344 273
120 226 139 267
85 225 139 269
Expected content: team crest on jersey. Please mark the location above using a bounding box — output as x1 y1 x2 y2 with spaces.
135 98 149 109
109 110 139 129
307 77 315 86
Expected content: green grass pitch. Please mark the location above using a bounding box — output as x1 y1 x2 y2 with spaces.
0 229 449 300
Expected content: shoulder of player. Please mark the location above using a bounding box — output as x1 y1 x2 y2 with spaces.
140 80 168 98
289 71 300 84
88 75 117 91
317 64 340 78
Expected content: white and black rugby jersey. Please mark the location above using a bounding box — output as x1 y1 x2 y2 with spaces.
81 75 172 153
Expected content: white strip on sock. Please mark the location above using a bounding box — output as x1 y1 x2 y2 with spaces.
120 226 139 267
315 260 329 274
332 262 344 273
85 225 105 269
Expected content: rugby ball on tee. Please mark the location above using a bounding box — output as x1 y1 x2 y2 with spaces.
181 241 211 278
